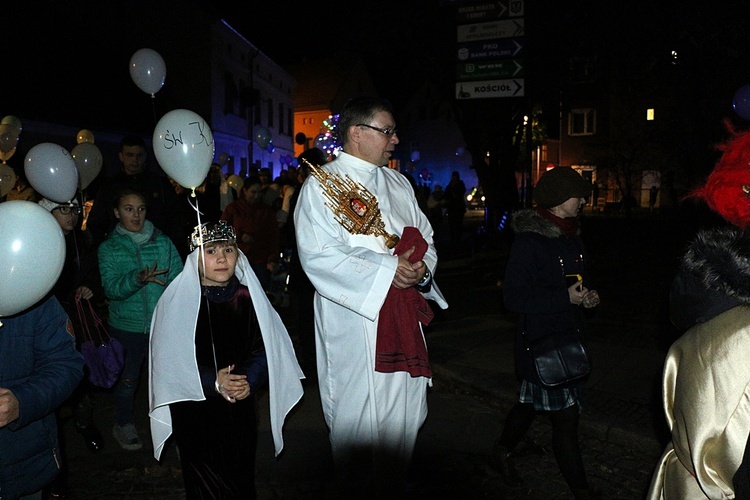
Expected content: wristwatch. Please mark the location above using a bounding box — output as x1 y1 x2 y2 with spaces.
417 269 431 287
416 269 432 292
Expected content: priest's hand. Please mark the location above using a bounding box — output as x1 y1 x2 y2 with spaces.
392 247 427 289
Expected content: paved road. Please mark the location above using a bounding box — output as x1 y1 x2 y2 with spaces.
57 373 662 499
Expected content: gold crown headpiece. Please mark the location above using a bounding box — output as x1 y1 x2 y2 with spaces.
189 220 236 252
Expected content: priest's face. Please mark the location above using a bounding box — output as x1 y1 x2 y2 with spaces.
199 242 238 286
353 110 399 166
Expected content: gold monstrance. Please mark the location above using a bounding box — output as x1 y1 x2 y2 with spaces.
302 159 400 249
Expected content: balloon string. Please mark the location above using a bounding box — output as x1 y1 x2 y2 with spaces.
188 190 204 231
190 191 222 395
189 192 206 281
192 192 208 359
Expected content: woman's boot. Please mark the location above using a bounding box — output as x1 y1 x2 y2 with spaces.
492 440 523 487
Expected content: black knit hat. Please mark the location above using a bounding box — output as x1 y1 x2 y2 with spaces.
533 167 591 208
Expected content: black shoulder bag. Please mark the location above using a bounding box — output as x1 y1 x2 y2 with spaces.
524 326 590 388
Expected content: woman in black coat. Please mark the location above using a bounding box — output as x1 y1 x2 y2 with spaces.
493 167 601 499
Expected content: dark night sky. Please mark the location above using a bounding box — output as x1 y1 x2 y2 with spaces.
207 0 456 107
0 0 453 130
3 1 750 145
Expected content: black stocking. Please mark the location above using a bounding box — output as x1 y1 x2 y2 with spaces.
498 402 536 451
549 404 589 490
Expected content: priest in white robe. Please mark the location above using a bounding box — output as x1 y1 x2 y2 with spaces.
294 96 448 496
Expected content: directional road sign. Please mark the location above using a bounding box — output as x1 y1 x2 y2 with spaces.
456 38 524 62
456 0 524 23
456 79 524 99
457 18 524 43
456 60 524 80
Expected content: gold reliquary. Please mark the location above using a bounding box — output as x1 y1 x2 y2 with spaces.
302 159 400 249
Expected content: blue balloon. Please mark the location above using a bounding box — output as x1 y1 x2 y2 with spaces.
733 84 750 120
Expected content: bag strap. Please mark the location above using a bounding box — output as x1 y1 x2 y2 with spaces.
75 292 111 343
75 292 94 343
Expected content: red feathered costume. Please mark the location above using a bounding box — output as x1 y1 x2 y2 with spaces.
686 121 750 228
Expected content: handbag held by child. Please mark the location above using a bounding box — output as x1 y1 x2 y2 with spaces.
76 294 125 389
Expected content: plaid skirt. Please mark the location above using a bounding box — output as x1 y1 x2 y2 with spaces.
518 380 583 412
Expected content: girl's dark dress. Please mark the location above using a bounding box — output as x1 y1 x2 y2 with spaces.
170 277 268 499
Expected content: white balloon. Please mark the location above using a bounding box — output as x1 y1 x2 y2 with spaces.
71 142 103 190
0 201 65 316
153 109 214 189
129 48 166 96
0 163 17 197
24 143 79 203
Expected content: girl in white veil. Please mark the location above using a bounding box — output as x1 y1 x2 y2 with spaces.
149 220 304 498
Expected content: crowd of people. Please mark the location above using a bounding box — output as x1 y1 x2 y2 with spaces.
0 99 457 499
9 94 750 500
0 131 322 498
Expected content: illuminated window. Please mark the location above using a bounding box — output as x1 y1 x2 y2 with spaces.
569 108 596 136
647 108 655 121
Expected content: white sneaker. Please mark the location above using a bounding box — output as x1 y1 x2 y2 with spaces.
112 423 142 451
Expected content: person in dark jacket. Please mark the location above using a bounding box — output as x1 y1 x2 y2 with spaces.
492 167 600 499
444 170 466 243
42 197 105 446
40 196 105 498
0 296 83 500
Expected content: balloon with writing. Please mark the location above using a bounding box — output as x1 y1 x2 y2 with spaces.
0 201 66 316
129 48 167 96
153 109 214 190
71 142 103 190
24 143 79 203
